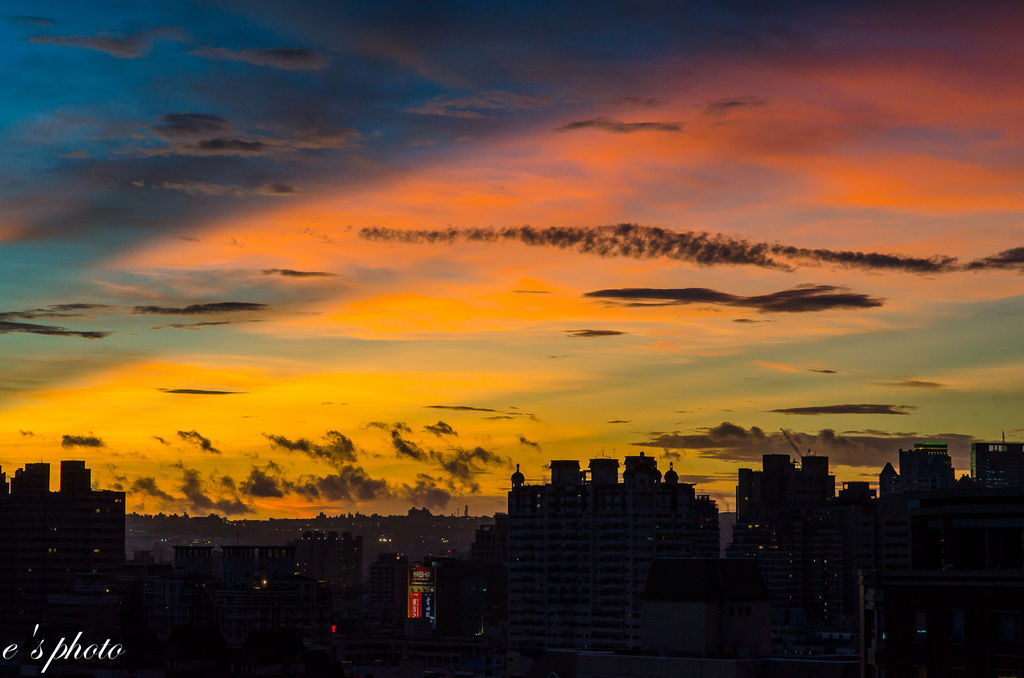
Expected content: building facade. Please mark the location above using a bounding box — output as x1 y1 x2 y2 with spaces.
507 454 719 650
0 461 125 638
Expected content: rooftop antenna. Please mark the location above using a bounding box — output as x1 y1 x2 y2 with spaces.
1003 430 1007 443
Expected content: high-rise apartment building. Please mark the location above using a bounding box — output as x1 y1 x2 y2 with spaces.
507 454 719 650
293 530 363 587
0 461 125 637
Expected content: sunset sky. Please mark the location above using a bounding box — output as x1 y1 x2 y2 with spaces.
2 1 1023 517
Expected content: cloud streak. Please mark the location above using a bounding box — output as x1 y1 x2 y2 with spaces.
159 388 244 395
359 224 964 274
61 434 105 448
771 404 916 415
29 27 181 58
262 268 334 277
555 118 682 133
585 285 883 313
565 329 627 337
177 429 220 453
133 302 268 315
190 46 328 70
0 320 111 339
264 431 358 466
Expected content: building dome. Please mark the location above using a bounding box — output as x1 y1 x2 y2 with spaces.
511 464 525 488
664 462 678 484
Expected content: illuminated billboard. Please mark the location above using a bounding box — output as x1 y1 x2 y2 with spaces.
407 564 436 627
408 591 423 618
409 565 435 585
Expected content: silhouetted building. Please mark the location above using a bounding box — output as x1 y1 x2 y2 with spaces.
879 443 955 495
863 489 1024 677
221 544 295 589
736 454 835 519
293 530 363 587
972 441 1024 489
369 552 409 616
471 513 508 564
0 461 125 637
507 454 719 650
408 556 508 640
641 558 771 658
174 545 215 577
214 576 331 646
729 454 842 629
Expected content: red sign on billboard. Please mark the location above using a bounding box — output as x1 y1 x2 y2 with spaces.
408 591 423 618
409 566 435 585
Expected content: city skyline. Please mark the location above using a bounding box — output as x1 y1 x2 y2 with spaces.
2 1 1023 518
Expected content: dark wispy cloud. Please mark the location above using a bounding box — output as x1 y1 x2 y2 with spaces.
426 404 536 420
556 118 682 133
517 434 541 450
29 27 182 58
399 474 453 510
965 247 1024 271
261 268 334 277
608 96 660 108
565 329 626 337
159 388 244 395
359 224 959 274
151 321 241 330
179 466 251 514
131 477 173 501
288 466 390 503
406 90 552 118
391 429 428 461
771 404 915 415
703 96 767 116
424 421 457 437
142 113 357 157
585 285 883 313
878 379 945 389
145 181 302 197
426 405 501 413
234 457 393 504
810 369 838 374
240 465 285 497
607 419 632 424
191 46 328 70
177 429 220 453
151 113 228 138
133 302 268 315
640 422 767 452
430 446 507 489
0 319 111 339
0 303 111 320
264 431 358 466
61 434 105 448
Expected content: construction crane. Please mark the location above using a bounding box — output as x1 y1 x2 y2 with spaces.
780 428 814 462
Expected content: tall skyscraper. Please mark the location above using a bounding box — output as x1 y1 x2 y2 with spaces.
507 454 719 650
880 442 956 495
0 461 125 637
971 441 1024 489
